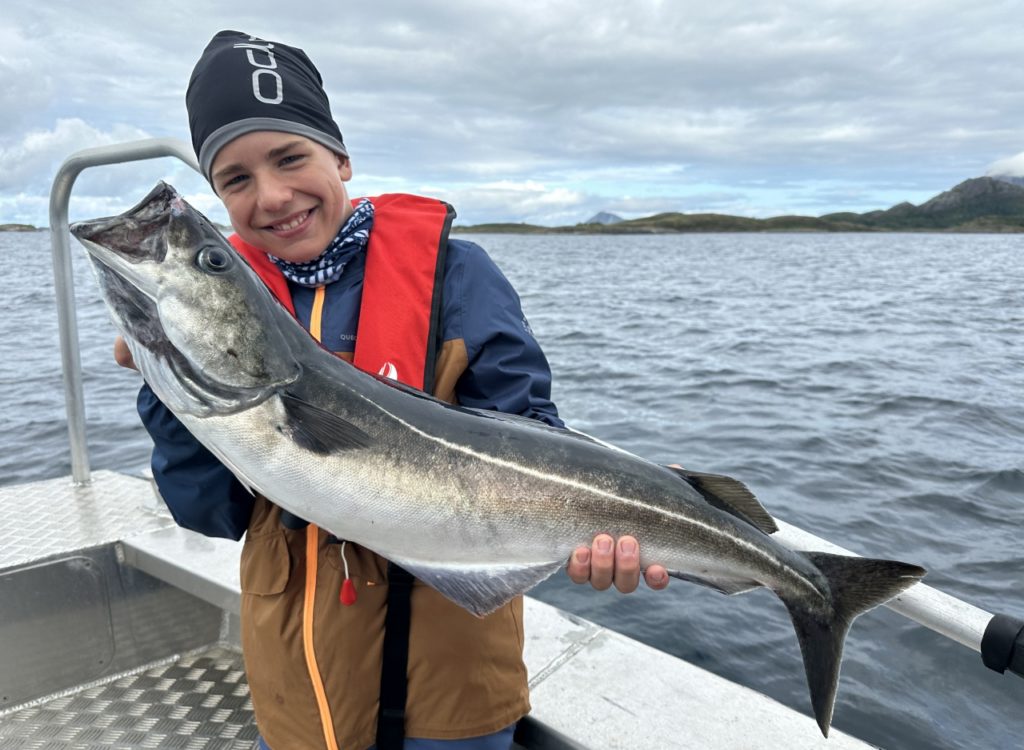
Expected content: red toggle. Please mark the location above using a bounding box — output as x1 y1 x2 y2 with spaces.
340 578 357 605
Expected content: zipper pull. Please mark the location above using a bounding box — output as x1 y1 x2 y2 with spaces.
339 541 357 605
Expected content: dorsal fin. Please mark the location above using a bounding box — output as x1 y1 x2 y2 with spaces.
669 467 778 535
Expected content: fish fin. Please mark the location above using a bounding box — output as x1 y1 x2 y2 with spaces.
391 559 565 617
668 467 778 535
782 552 926 737
278 392 372 454
667 571 760 595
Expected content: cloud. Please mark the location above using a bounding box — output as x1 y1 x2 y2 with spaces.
0 119 149 193
1 0 1023 223
0 118 215 225
987 151 1024 178
0 25 55 139
427 180 587 226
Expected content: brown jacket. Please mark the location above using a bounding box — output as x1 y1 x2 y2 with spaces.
240 343 530 750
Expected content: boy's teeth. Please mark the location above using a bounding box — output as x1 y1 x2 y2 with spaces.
274 211 309 231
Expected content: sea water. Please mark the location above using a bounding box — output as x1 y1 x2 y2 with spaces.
1 229 1021 749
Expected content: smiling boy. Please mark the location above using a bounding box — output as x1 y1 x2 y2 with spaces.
212 131 354 263
122 29 666 750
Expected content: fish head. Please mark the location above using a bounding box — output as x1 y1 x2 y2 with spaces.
71 181 302 416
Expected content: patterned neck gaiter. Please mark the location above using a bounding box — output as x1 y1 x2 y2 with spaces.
269 199 374 287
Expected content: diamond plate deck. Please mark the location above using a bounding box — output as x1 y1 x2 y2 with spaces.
0 471 175 569
0 646 259 749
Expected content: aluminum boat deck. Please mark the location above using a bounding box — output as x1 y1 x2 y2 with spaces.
3 135 1018 749
0 471 872 749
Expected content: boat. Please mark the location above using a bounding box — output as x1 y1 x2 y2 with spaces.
0 139 1020 749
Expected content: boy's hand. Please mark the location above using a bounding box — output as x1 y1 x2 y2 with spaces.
566 534 669 593
114 335 138 371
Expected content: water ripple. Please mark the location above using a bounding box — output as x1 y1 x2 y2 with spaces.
3 230 1023 749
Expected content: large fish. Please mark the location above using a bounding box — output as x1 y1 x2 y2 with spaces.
72 183 925 737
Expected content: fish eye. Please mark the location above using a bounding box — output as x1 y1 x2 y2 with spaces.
196 246 232 273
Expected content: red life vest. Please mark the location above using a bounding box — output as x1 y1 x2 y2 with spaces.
228 193 454 391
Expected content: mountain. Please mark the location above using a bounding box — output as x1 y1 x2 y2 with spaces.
992 174 1024 188
822 177 1024 231
454 177 1024 233
584 211 623 225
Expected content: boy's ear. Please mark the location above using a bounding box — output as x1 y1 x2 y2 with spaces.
336 155 353 181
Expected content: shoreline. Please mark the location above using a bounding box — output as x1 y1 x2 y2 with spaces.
453 225 1024 234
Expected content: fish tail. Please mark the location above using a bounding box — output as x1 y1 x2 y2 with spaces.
782 552 926 737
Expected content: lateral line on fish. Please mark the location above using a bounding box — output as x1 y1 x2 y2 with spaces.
356 392 781 565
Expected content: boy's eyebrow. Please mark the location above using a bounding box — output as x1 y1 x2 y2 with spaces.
212 162 244 182
212 140 307 181
267 140 305 159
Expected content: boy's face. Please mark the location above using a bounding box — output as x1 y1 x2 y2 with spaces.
211 131 354 263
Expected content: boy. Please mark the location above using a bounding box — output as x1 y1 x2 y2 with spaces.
121 30 666 750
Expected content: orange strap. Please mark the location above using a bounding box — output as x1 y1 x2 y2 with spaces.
310 285 326 342
303 525 340 750
301 286 341 750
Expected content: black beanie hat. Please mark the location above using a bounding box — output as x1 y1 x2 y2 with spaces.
186 30 348 180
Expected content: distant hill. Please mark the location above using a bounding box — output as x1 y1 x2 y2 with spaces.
820 177 1024 231
584 211 623 225
0 223 40 232
450 221 551 234
454 177 1024 234
993 174 1024 188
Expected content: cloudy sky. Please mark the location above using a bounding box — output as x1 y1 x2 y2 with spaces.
3 0 1024 226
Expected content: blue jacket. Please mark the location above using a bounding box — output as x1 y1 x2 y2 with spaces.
138 237 563 540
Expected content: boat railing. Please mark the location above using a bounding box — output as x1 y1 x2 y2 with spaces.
49 137 201 486
48 137 1024 685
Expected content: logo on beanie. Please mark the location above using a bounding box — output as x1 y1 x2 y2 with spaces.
234 37 283 105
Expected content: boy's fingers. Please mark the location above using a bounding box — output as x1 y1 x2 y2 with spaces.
613 536 641 593
588 534 615 591
566 546 592 584
644 565 670 590
113 336 137 370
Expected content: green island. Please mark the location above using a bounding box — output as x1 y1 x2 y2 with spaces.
454 176 1024 234
0 223 41 232
3 176 1023 234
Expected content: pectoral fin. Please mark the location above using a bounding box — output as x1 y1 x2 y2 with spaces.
390 558 565 617
668 571 761 595
279 391 373 454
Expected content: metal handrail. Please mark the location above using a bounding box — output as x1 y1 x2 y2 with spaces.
48 138 201 484
47 138 1022 680
775 520 1022 681
774 520 993 651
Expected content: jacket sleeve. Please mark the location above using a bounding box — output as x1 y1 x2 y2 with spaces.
443 239 564 428
137 383 254 539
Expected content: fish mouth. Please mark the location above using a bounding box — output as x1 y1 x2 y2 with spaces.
70 182 186 391
73 180 305 417
75 235 157 299
71 181 182 298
